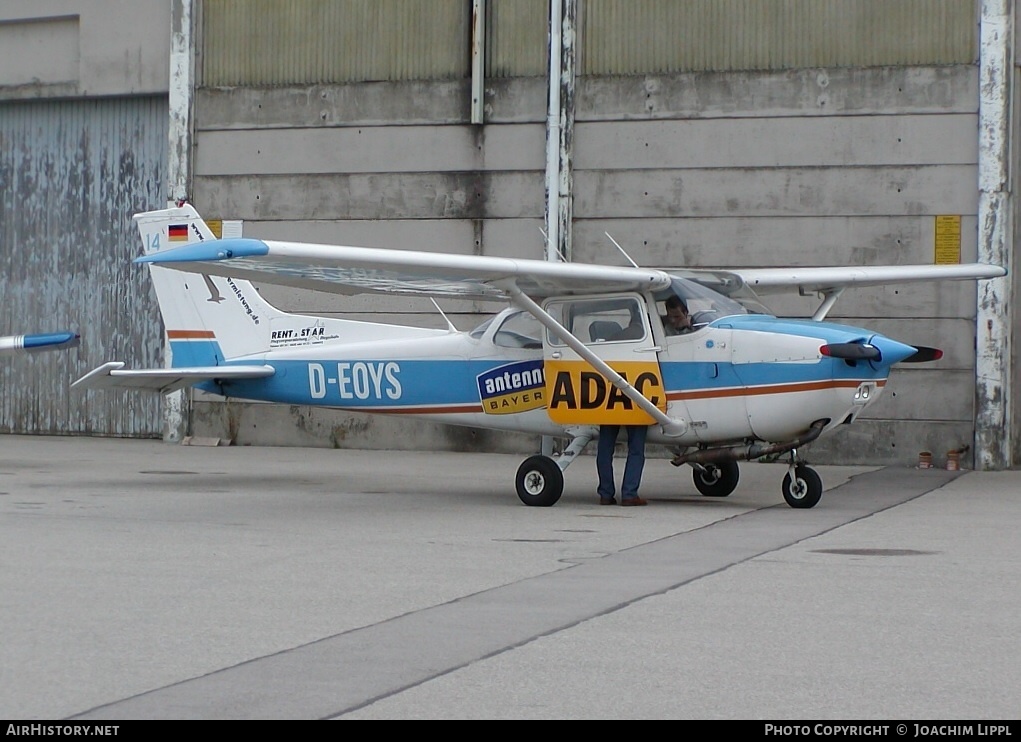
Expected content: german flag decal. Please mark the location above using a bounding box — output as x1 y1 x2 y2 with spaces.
168 224 189 242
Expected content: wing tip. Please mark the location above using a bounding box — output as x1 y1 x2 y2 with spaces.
136 238 269 265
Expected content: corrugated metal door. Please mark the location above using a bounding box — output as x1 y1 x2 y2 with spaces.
0 96 167 436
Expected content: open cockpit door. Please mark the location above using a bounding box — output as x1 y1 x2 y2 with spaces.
539 294 675 430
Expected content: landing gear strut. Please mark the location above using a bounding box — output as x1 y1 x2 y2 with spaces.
515 428 595 507
781 448 822 508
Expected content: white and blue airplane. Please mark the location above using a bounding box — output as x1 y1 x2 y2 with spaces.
0 331 79 355
73 204 1005 508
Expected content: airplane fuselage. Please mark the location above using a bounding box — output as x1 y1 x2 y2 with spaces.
202 312 901 448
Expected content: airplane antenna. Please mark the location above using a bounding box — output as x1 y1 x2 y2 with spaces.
605 232 640 268
538 225 567 262
431 299 458 332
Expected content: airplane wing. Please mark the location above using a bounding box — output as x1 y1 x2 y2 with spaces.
707 263 1006 320
71 361 275 394
722 264 1006 295
136 238 674 300
0 331 80 355
138 237 1004 303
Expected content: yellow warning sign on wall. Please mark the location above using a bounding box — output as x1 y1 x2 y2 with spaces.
934 215 961 265
204 220 243 239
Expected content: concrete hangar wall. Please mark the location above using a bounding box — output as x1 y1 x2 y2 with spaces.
1 1 1015 469
186 0 1016 468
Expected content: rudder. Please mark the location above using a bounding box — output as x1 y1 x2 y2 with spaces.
133 205 284 365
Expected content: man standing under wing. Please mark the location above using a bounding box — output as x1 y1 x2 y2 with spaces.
596 424 648 506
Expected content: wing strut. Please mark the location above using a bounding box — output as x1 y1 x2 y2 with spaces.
810 287 845 321
503 282 688 437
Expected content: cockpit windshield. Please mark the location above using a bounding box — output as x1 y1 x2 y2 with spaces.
659 273 773 327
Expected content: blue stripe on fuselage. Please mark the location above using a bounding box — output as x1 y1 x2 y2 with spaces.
660 358 887 392
194 316 898 408
216 360 521 408
211 355 883 410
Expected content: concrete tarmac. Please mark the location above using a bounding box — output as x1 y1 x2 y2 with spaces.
0 434 1017 720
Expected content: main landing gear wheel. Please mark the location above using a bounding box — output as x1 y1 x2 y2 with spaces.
782 464 823 509
516 455 564 507
692 461 740 497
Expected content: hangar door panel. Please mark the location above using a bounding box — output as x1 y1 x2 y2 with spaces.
0 97 167 435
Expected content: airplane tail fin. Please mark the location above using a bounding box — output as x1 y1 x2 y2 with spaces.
133 205 285 366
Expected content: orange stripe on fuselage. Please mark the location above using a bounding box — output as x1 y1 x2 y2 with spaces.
167 330 216 339
343 404 485 415
666 378 886 402
380 381 881 413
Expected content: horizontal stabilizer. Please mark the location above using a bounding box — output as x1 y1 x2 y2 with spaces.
72 361 275 394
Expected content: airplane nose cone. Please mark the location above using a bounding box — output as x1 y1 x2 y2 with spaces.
867 334 918 366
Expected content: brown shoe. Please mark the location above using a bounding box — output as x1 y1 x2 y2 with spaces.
620 497 647 506
599 497 617 506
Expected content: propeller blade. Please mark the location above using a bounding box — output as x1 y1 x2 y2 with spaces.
819 342 881 361
901 346 944 363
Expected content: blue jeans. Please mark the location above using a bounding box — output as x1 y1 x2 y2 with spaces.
596 424 648 500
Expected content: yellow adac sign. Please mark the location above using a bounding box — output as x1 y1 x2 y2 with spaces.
544 360 666 425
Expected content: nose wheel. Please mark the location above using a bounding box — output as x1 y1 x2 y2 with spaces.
781 451 822 508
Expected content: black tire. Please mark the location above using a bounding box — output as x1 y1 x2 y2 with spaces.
692 461 740 497
515 455 564 507
781 465 823 509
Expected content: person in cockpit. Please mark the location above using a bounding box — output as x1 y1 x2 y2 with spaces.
662 295 693 336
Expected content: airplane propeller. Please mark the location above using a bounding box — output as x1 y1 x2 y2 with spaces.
819 341 943 364
901 345 944 363
819 342 881 361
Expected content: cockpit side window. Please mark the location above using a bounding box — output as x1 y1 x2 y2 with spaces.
469 317 495 339
544 297 646 346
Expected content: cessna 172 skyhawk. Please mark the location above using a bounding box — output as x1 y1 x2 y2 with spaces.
73 205 1005 508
